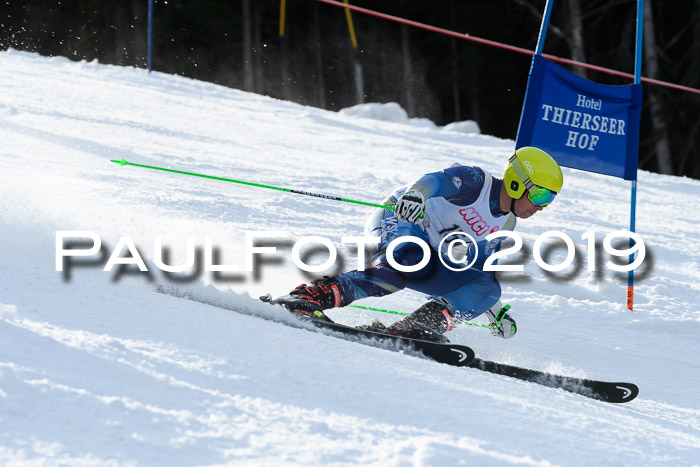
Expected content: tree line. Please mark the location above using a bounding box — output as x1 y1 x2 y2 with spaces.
2 0 698 179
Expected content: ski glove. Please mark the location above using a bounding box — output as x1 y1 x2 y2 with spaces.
395 190 425 224
485 301 517 339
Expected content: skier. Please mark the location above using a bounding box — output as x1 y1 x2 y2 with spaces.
270 147 564 343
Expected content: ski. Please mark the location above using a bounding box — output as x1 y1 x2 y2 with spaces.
159 284 637 403
308 318 476 367
259 294 475 367
468 358 639 403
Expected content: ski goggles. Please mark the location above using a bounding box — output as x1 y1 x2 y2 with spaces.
527 186 556 206
508 153 557 207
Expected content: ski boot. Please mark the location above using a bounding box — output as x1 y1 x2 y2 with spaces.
484 300 517 338
383 299 454 344
264 276 347 322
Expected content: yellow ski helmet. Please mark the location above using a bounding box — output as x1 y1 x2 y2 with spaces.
503 147 563 205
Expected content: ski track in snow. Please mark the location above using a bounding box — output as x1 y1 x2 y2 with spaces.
1 50 700 465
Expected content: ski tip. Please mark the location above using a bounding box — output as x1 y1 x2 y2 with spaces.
449 345 475 366
259 293 273 303
607 382 639 403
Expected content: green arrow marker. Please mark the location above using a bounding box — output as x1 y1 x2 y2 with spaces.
111 158 395 212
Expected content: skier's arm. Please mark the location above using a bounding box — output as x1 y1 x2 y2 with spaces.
404 172 443 200
396 165 484 223
407 166 484 201
394 172 443 224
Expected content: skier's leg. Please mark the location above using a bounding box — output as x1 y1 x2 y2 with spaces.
403 262 517 337
402 253 502 320
438 272 501 321
272 210 426 318
334 219 432 320
380 253 502 341
385 298 454 343
335 263 406 301
271 247 418 317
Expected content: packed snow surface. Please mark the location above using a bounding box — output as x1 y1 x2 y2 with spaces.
1 50 700 465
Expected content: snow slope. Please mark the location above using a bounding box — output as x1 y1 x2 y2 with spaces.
1 50 700 465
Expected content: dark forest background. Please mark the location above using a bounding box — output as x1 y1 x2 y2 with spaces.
2 1 698 179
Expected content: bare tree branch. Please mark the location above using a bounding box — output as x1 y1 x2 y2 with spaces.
508 0 566 40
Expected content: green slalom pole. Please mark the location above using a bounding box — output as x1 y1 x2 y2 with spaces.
348 304 408 316
348 304 493 330
111 158 395 212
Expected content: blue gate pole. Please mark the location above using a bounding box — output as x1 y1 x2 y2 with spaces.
534 0 555 56
628 0 644 310
514 0 554 149
147 0 154 72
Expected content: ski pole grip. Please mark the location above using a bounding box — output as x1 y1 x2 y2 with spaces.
495 304 511 325
388 205 425 218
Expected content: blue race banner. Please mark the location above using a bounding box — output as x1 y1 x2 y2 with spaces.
516 55 643 180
